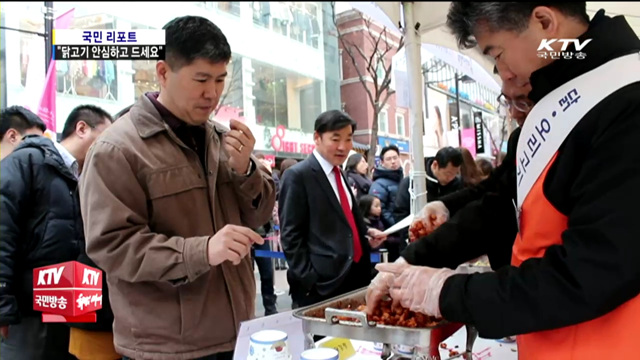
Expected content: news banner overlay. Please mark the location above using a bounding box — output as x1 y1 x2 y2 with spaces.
53 29 165 60
33 261 103 323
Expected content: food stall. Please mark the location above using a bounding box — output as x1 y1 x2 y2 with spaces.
238 220 508 360
236 262 516 360
292 287 478 359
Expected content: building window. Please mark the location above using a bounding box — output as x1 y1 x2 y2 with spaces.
252 58 321 132
299 81 323 133
252 2 321 49
131 23 159 100
55 16 119 101
253 60 289 128
396 113 405 136
378 109 388 133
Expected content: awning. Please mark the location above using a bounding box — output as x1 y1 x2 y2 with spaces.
353 141 370 151
349 2 501 85
353 1 640 80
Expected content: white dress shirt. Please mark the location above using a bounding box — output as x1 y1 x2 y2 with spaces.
54 141 79 180
312 149 353 210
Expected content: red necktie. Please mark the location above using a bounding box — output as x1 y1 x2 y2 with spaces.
333 166 362 262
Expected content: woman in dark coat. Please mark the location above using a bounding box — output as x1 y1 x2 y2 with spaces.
345 153 372 200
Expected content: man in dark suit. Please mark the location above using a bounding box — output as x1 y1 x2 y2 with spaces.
279 110 387 308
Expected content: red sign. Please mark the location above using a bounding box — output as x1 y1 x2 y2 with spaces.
263 154 276 168
271 125 315 155
33 261 102 323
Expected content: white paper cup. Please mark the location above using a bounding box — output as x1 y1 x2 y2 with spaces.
300 348 339 360
248 330 291 360
393 344 415 356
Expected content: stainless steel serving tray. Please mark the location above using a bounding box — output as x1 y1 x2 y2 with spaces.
292 287 464 348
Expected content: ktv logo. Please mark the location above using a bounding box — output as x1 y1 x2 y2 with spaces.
33 261 103 323
537 38 593 61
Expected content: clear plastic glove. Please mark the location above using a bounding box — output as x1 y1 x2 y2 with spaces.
365 257 408 314
408 201 450 241
376 263 458 318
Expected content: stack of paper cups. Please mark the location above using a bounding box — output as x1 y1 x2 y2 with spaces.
300 348 339 360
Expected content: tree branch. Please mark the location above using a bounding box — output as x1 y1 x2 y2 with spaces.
364 19 382 74
380 87 395 110
332 2 406 174
333 2 376 108
341 37 377 107
214 55 242 116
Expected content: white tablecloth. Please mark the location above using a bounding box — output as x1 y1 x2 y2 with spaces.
234 310 518 360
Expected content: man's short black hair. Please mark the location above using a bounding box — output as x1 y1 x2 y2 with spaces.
0 106 46 140
163 16 232 71
314 110 357 135
447 2 589 49
433 146 463 168
380 145 400 160
61 105 114 140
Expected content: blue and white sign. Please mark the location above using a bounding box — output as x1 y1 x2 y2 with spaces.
53 29 165 45
378 136 410 153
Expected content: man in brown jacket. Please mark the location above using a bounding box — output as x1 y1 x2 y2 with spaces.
79 16 276 360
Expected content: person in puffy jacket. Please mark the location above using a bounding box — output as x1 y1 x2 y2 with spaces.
0 105 113 360
369 145 404 261
68 106 130 360
369 145 404 228
395 147 464 220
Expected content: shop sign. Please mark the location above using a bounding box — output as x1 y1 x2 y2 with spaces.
473 112 485 154
254 125 315 155
377 136 410 153
262 154 276 168
461 128 476 158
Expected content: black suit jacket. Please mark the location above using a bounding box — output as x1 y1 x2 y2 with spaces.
279 154 371 296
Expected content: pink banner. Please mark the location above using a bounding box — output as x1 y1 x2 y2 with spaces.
55 9 75 29
461 128 477 158
38 61 57 132
37 8 75 133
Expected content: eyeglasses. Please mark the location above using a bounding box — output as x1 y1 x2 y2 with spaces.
497 94 533 113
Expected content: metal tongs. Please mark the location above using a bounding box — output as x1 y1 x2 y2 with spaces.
443 325 479 360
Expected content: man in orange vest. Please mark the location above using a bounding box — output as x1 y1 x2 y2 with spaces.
371 3 640 358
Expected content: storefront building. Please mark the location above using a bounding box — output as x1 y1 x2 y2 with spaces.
2 2 341 161
336 9 411 173
420 54 504 160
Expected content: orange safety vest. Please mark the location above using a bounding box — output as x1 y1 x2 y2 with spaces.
511 154 640 359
